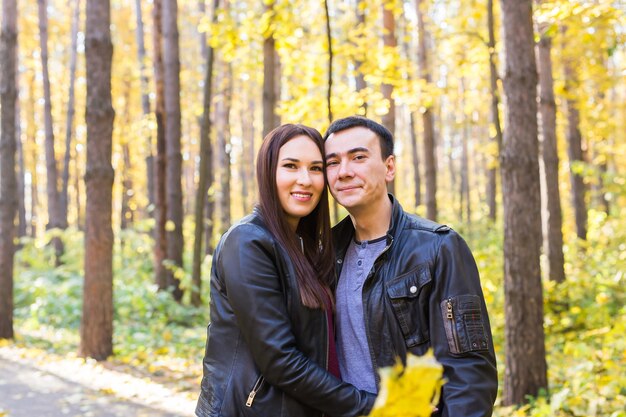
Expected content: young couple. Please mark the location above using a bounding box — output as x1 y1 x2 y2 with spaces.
196 116 498 417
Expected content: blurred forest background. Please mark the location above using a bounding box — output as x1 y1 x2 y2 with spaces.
0 0 625 415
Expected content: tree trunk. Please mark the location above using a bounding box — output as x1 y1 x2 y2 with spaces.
460 79 470 224
487 0 502 221
500 0 548 405
536 20 565 283
409 111 421 210
163 0 184 302
262 0 279 138
38 0 64 261
0 0 18 340
561 26 587 240
61 0 80 230
192 0 218 307
134 0 154 209
240 93 255 215
415 0 436 221
355 0 367 115
324 0 333 124
15 50 26 240
80 0 115 361
382 3 395 195
216 61 233 235
26 73 39 237
153 0 168 290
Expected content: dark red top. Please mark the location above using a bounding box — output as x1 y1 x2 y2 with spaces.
326 303 341 379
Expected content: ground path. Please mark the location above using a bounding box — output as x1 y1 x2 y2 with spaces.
0 345 196 417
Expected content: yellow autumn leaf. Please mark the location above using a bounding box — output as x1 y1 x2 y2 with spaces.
370 350 445 417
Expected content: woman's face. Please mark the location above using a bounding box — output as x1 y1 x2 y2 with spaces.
275 135 325 231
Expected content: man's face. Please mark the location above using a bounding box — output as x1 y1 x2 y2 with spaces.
325 126 395 213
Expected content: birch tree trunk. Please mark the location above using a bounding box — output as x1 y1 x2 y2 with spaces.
536 16 565 283
80 0 115 361
500 0 548 405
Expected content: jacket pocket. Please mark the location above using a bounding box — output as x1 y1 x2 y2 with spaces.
440 295 489 354
386 265 432 347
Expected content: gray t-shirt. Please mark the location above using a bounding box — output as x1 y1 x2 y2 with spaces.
335 236 387 394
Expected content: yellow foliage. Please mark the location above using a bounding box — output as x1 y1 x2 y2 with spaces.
369 350 444 417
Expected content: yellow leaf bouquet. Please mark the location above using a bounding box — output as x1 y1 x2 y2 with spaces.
369 349 445 417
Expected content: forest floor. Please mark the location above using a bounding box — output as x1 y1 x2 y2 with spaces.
0 344 196 417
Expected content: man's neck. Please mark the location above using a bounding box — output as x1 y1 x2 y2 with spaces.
349 196 392 242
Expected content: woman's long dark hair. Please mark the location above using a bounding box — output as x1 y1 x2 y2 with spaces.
256 124 334 310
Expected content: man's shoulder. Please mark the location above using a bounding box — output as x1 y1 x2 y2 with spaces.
400 211 452 235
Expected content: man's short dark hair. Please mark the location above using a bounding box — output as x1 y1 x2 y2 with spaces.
324 116 394 159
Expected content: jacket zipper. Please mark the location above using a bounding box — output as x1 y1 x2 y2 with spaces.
245 375 265 407
446 298 461 353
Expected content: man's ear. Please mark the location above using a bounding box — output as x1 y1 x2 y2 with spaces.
385 155 396 182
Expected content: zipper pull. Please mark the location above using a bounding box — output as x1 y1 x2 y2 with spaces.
246 390 257 407
446 299 454 319
246 377 264 407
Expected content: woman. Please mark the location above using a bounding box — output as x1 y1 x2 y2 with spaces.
196 124 375 417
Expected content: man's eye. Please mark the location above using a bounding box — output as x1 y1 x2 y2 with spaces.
326 160 339 166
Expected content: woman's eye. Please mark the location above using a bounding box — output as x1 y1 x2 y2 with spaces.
311 165 323 172
283 163 296 169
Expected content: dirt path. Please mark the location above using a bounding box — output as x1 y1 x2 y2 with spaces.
0 345 196 417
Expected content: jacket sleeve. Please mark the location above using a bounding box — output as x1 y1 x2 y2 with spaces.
430 231 498 417
218 224 375 417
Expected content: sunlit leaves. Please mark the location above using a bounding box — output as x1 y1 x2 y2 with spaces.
370 350 444 417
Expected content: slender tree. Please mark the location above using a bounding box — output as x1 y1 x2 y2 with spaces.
38 0 64 260
192 0 219 307
15 44 26 240
80 0 115 360
26 73 39 237
561 25 587 240
382 2 396 194
486 0 503 221
500 0 548 405
262 0 279 138
134 0 154 208
60 0 81 229
163 0 184 301
355 0 367 115
415 0 437 220
216 60 233 234
153 0 168 290
0 0 18 340
536 9 565 283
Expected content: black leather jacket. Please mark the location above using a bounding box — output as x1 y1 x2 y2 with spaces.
332 195 498 417
196 212 375 417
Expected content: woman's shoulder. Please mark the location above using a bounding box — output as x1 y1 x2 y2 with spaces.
219 212 275 248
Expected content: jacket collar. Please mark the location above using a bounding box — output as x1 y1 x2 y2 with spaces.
333 194 405 256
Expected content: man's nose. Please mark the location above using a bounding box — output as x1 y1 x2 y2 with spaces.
337 159 352 178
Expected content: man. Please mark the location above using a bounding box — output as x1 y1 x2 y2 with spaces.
324 116 497 417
